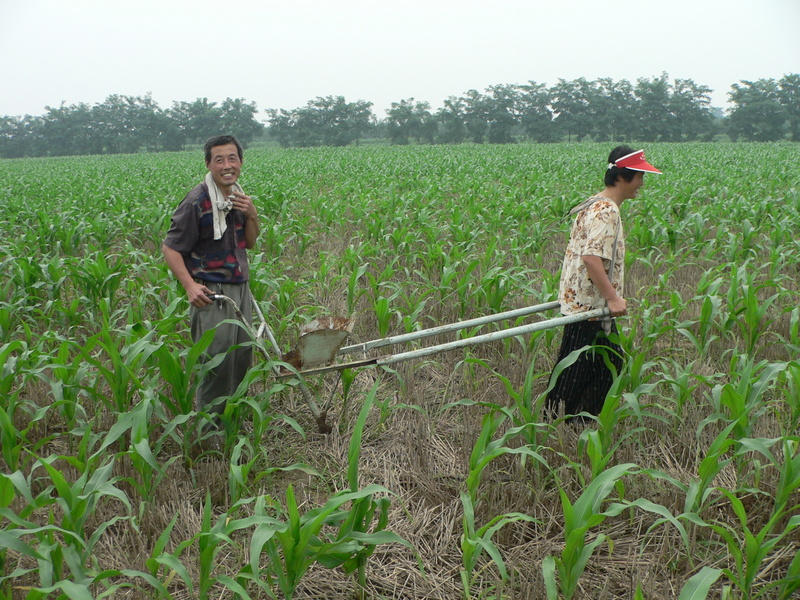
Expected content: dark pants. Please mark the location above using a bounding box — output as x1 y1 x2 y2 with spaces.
546 319 623 418
190 281 253 419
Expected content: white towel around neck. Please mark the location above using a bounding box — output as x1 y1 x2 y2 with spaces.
204 171 244 240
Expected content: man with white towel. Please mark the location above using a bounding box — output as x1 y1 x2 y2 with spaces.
162 135 260 438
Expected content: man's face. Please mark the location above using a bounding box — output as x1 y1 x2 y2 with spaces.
206 143 242 191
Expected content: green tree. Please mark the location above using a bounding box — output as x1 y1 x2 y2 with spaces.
434 96 468 144
462 89 490 143
634 73 677 141
169 98 223 146
265 108 297 147
728 79 788 141
518 81 556 142
219 98 264 146
0 115 44 158
729 101 789 141
267 96 374 147
485 84 520 144
92 94 165 154
385 98 435 145
550 78 594 141
777 73 800 141
131 94 171 152
41 102 100 156
591 78 636 141
669 78 714 140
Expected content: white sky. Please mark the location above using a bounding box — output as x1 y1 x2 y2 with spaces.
1 0 798 120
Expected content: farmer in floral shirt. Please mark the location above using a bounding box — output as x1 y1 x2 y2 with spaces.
546 146 661 420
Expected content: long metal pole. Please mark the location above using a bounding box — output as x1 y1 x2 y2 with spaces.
286 307 610 377
376 307 609 366
338 300 561 356
252 300 283 372
214 294 325 425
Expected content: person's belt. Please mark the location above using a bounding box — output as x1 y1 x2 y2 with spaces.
193 278 245 285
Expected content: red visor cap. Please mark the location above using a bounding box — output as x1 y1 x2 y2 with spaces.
614 150 662 174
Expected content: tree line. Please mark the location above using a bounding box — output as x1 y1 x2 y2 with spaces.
0 95 264 158
1 73 798 158
270 74 800 147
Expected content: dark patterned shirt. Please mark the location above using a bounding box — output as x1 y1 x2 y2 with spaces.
163 182 249 283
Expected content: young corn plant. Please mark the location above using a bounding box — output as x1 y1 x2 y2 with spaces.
688 490 800 600
37 455 132 569
727 264 782 355
195 492 273 600
702 355 785 462
684 420 741 517
676 294 723 357
346 262 370 316
542 463 641 600
459 409 544 600
247 483 407 600
658 357 715 418
576 352 665 480
152 326 230 459
695 436 800 600
455 357 553 453
113 391 178 507
542 463 689 600
780 361 800 431
2 453 142 595
373 292 399 337
326 381 417 597
247 381 413 599
0 472 44 594
227 435 317 505
0 341 34 471
31 338 90 441
80 322 162 414
144 513 196 598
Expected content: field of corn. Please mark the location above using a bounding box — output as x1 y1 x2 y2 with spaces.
1 142 800 600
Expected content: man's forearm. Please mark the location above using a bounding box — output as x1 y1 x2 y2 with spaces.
162 244 194 289
244 218 260 249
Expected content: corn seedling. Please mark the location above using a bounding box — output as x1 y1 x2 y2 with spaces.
247 382 413 599
542 463 640 600
459 409 545 599
3 143 800 597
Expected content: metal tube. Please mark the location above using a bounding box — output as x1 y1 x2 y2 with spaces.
252 300 283 361
286 308 610 377
211 294 322 420
250 298 322 422
338 300 561 356
376 308 610 366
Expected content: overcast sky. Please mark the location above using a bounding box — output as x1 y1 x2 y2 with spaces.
2 0 798 120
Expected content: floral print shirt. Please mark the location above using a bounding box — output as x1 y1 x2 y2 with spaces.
558 196 624 315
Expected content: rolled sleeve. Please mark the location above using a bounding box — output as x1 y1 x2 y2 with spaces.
581 203 618 260
164 200 199 254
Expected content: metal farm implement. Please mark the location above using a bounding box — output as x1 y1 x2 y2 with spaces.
208 293 610 432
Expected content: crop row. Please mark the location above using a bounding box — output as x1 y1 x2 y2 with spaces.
1 142 799 598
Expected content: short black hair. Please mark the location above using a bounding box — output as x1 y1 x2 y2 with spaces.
204 135 243 164
604 145 637 187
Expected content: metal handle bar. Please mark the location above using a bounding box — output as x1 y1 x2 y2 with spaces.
379 307 609 365
286 306 610 377
206 293 325 422
338 300 561 357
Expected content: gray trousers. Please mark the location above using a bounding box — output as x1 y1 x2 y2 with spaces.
190 281 253 418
